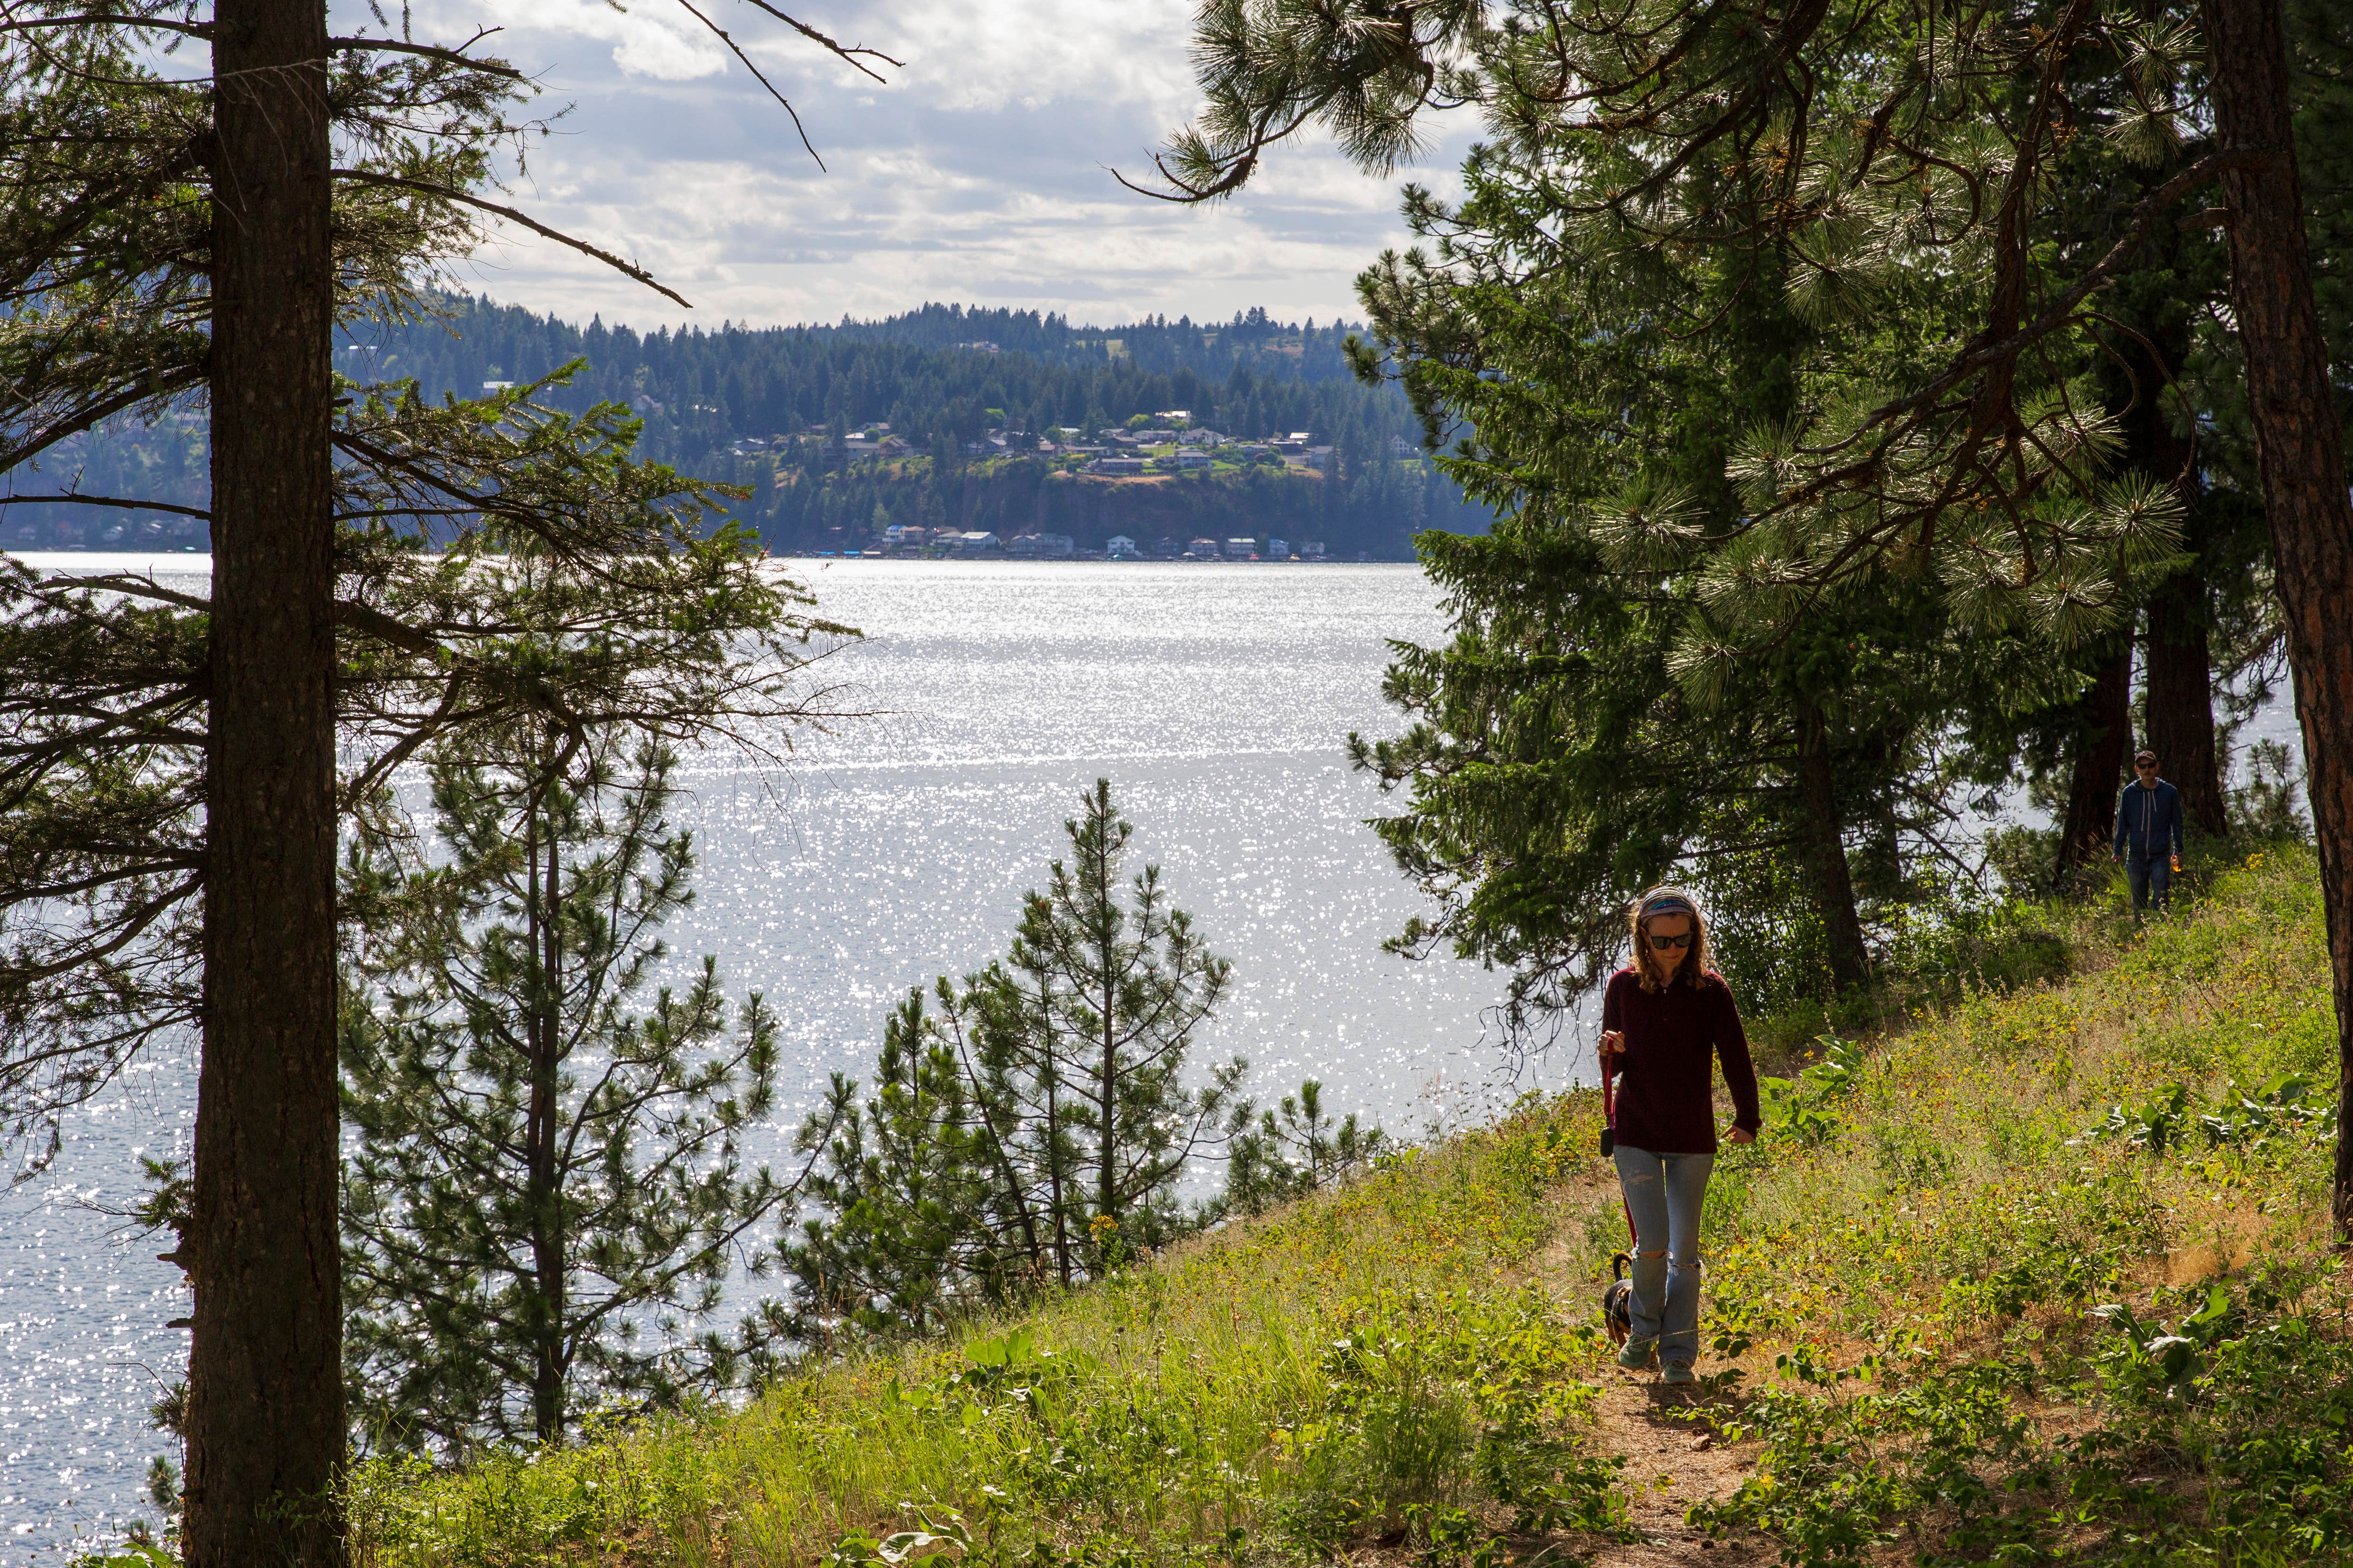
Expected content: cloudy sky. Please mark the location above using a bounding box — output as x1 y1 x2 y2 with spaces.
388 0 1479 333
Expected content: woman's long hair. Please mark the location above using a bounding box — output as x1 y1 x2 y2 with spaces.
1629 886 1714 993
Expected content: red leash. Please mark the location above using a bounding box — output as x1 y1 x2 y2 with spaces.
1601 1045 1635 1247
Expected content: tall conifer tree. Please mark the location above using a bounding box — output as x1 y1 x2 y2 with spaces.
0 2 884 1546
1146 0 2353 1227
342 736 805 1453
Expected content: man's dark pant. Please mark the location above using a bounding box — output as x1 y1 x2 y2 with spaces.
2126 851 2172 913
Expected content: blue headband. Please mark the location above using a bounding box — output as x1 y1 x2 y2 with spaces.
1638 894 1695 919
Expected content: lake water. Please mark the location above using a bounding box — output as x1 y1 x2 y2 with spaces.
0 557 1558 1560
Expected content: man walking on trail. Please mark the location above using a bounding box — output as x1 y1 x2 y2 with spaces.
2114 749 2186 915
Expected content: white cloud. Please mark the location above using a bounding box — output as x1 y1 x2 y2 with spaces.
381 0 1476 330
472 0 730 79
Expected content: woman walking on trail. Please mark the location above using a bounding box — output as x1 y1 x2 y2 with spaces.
1599 887 1761 1383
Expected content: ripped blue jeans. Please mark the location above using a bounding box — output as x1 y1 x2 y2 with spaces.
1611 1145 1715 1366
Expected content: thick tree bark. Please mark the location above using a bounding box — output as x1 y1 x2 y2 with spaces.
2145 581 2229 839
185 0 343 1558
2118 317 2230 840
2202 0 2353 1242
2055 643 2134 884
1794 698 1871 992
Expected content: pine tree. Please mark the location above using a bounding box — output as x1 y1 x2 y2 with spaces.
786 781 1247 1334
0 2 889 1548
1007 781 1244 1261
1147 0 2353 1234
341 736 813 1453
779 988 988 1336
1223 1080 1385 1219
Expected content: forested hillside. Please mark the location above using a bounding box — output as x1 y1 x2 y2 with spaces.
3 298 1487 559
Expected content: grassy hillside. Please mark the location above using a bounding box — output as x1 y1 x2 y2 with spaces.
345 848 2346 1567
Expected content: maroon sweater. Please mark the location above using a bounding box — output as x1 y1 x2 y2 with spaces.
1602 967 1762 1154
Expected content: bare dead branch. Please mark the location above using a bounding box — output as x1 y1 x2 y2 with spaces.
332 169 693 309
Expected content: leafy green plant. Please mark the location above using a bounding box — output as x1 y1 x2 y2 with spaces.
69 1543 178 1568
824 1512 973 1568
2076 1081 2195 1154
2092 1283 2247 1405
1758 1036 1866 1147
888 1327 1090 1423
2199 1073 2337 1146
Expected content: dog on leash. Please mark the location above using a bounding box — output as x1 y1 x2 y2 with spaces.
1601 1252 1633 1345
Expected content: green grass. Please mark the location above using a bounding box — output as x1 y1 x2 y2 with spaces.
346 846 2349 1567
347 1089 1623 1565
1674 844 2350 1564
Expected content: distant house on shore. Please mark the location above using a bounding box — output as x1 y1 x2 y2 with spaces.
1185 537 1220 558
953 531 1001 552
1106 534 1139 557
1171 450 1213 470
1008 532 1076 558
1267 538 1291 558
1223 537 1256 560
1088 456 1149 476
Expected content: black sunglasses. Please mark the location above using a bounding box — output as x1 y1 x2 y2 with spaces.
1647 932 1694 950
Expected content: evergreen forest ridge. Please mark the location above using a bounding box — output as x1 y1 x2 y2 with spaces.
4 298 1490 562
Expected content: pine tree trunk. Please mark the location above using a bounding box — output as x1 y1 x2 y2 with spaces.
1097 955 1118 1229
1794 698 1870 992
1045 1074 1072 1285
1086 788 1122 1233
2055 644 2133 883
529 814 567 1442
2145 581 2229 839
2200 0 2353 1243
184 0 342 1558
2118 315 2230 840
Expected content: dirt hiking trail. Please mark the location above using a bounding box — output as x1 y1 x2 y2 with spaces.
1528 1170 1780 1566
